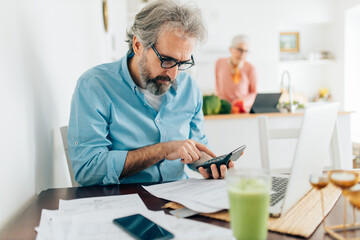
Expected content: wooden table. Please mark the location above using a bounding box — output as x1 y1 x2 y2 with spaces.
1 183 360 240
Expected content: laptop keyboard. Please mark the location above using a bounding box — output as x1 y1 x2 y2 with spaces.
270 176 289 206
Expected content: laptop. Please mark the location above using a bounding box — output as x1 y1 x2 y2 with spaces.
268 102 339 217
250 93 282 113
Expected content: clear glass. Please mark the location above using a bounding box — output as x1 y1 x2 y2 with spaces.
328 170 359 238
309 173 329 229
226 168 271 240
344 183 360 226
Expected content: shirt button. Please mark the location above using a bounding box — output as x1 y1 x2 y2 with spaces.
156 119 160 123
160 163 164 167
75 141 78 145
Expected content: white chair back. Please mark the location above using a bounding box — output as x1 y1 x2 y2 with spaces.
60 126 79 187
258 112 341 173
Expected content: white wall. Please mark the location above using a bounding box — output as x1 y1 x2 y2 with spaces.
324 0 358 111
193 0 279 93
0 0 36 230
192 0 341 103
0 0 127 230
345 3 360 142
325 0 360 143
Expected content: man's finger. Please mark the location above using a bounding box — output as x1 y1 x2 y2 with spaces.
228 160 235 168
211 164 220 179
187 149 199 162
199 167 211 179
220 164 227 178
180 150 192 164
193 147 202 159
195 142 216 158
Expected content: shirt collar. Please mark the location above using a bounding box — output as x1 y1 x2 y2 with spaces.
118 52 138 93
171 79 178 92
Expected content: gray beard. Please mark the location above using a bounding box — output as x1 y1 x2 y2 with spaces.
138 55 174 95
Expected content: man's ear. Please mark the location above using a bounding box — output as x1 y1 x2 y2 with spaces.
133 36 143 56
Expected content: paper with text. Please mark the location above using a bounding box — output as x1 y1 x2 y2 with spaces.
143 178 229 213
68 210 232 240
36 194 146 240
59 194 147 214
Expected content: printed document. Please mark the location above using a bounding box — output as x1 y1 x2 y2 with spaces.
143 178 229 213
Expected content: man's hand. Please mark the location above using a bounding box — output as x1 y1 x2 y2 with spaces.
121 140 215 179
198 160 235 179
163 140 216 164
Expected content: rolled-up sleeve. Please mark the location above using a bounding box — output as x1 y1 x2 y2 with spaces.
68 77 127 186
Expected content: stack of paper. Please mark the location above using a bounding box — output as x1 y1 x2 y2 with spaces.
35 193 232 240
143 178 229 213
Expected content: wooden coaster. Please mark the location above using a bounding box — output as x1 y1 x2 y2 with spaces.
163 201 230 222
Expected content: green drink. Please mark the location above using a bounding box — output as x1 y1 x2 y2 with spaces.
226 169 270 240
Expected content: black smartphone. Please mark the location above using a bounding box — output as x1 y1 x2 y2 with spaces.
113 214 174 240
196 145 246 172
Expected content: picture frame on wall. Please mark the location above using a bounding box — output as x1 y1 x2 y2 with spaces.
279 32 299 52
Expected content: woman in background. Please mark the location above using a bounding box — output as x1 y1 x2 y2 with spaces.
215 35 257 112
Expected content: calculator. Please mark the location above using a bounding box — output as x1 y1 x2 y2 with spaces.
195 145 246 172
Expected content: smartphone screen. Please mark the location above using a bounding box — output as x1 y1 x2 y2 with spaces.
113 214 174 240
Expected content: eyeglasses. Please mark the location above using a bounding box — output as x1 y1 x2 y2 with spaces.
151 45 195 70
233 47 249 53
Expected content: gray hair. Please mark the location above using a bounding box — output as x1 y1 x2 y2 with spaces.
126 0 207 53
230 35 250 48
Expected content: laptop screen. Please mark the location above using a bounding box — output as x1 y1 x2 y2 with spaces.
280 103 339 214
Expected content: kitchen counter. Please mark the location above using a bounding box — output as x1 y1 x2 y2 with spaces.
197 111 353 175
204 111 353 120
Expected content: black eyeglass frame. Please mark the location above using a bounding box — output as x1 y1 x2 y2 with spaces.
232 47 249 54
151 45 195 70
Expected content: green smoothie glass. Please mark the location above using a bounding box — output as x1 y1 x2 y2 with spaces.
226 168 271 240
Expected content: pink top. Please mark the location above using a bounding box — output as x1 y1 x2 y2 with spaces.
215 58 257 111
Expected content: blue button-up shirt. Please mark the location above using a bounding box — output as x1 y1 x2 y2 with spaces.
68 54 208 186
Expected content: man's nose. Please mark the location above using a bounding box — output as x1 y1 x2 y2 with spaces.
166 66 179 80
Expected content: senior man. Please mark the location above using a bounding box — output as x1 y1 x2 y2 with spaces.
68 0 234 186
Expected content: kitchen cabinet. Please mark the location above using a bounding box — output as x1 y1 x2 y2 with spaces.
203 112 352 171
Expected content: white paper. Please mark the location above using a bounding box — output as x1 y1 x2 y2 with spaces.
68 209 232 240
35 209 58 240
36 194 147 240
52 213 74 240
59 194 147 214
157 213 233 240
35 209 75 240
36 192 233 240
143 178 229 212
67 208 139 239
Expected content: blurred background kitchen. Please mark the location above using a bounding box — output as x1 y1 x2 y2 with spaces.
1 0 360 232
